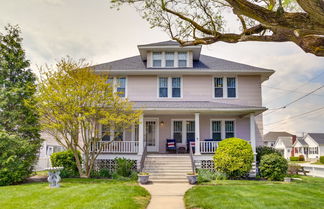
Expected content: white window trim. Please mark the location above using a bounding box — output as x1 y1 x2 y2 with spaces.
171 119 195 145
210 119 236 140
165 51 175 68
157 76 183 99
109 76 128 98
212 76 238 99
151 51 188 68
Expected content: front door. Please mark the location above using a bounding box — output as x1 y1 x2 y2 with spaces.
144 119 159 152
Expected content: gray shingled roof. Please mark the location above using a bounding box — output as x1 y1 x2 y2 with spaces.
308 133 324 145
138 40 180 47
132 101 265 110
92 55 274 73
264 131 293 142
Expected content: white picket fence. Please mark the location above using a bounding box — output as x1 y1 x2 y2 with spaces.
95 141 139 153
200 141 218 154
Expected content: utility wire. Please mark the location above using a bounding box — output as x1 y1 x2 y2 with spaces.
263 85 324 97
264 84 324 116
264 106 324 127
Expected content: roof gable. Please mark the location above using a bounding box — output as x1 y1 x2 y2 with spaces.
308 133 324 145
264 131 293 142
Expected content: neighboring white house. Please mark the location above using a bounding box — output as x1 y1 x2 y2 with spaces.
274 136 294 159
263 131 293 147
293 133 324 161
35 133 65 171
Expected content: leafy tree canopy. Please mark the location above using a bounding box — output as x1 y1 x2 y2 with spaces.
111 0 324 56
36 57 142 177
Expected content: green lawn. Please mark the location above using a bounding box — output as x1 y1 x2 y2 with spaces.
185 176 324 209
0 178 150 209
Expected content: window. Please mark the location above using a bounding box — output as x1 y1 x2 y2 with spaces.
227 77 236 98
178 52 187 67
134 125 139 141
101 124 111 141
107 77 114 85
159 77 168 98
165 52 174 67
172 77 181 97
114 130 124 141
211 121 221 140
213 77 237 98
159 77 181 98
117 77 126 97
153 52 162 67
214 78 223 98
173 121 183 143
186 121 195 141
225 121 235 138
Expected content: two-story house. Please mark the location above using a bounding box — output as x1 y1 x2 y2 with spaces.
92 41 274 180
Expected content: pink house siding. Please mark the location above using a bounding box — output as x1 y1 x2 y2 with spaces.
127 75 262 106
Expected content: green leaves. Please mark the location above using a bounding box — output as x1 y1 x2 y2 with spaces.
214 137 254 179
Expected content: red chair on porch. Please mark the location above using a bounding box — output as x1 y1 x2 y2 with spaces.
166 139 177 153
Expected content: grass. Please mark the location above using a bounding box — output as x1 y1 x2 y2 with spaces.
0 178 150 209
185 176 324 209
289 161 309 164
312 161 324 165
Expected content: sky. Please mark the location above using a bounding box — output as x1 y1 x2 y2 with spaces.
1 0 324 136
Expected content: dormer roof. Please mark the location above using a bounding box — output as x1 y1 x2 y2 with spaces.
137 40 202 61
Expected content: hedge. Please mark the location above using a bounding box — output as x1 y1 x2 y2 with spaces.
290 156 299 161
50 150 80 178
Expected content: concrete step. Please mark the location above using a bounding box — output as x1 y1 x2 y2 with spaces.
150 176 187 180
144 162 191 166
149 172 187 176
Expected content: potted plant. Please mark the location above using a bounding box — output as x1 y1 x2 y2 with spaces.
187 172 198 184
138 172 150 184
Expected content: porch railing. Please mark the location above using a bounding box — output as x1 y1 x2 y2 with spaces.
95 141 139 153
200 141 218 154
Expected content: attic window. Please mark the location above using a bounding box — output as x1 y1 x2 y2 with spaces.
178 52 187 67
153 52 162 67
165 52 174 67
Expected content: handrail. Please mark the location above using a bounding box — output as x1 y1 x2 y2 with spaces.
189 144 196 173
139 143 148 172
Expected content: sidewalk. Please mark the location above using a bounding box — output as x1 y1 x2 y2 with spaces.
141 183 193 209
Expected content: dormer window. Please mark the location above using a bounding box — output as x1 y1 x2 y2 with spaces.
178 52 187 67
153 52 162 67
165 52 174 67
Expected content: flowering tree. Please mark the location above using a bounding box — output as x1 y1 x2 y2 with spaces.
36 57 141 177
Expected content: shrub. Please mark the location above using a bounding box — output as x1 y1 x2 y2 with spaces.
0 132 37 186
50 150 80 178
214 138 254 179
290 156 299 161
256 146 281 163
197 169 227 183
90 168 111 178
259 153 288 181
298 155 305 161
114 157 135 177
320 156 324 164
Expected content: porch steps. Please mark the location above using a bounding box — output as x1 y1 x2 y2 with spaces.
143 154 192 183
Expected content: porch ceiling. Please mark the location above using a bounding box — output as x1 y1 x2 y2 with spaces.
132 101 266 116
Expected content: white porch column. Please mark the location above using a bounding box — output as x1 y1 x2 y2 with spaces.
138 114 144 155
195 112 201 155
250 113 256 154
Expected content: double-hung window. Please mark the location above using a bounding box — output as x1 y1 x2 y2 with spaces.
165 52 174 67
153 52 162 67
211 121 221 140
173 121 183 143
117 77 126 97
159 77 181 98
214 78 223 98
159 77 168 97
186 121 195 140
101 124 111 141
172 77 181 97
178 52 187 67
227 77 236 98
225 121 235 138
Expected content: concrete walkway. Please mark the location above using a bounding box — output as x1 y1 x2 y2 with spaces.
141 183 193 209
